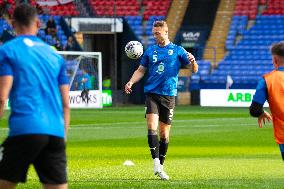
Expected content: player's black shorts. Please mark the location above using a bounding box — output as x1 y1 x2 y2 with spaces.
145 93 175 125
0 134 67 184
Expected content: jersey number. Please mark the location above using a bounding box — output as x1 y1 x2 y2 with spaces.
153 55 157 63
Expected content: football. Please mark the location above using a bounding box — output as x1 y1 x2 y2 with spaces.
125 41 143 59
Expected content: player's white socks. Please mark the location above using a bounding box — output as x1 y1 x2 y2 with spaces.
153 158 161 175
158 165 170 180
153 159 170 180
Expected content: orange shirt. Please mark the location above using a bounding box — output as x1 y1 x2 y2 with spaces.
264 70 284 144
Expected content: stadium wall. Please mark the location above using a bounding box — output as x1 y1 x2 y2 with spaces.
176 0 220 60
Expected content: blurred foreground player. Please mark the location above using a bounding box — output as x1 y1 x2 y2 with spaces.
125 21 198 180
0 4 70 189
250 42 284 161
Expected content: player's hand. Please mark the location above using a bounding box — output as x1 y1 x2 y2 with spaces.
187 52 195 63
124 81 133 94
258 111 272 128
187 52 198 73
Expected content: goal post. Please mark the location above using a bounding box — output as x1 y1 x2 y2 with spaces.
57 51 103 109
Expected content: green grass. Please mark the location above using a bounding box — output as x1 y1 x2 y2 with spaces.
0 106 283 189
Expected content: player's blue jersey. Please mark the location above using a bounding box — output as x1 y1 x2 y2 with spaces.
0 35 69 138
78 73 91 90
140 42 190 96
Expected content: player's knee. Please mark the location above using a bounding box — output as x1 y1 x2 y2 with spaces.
148 129 157 135
159 131 170 140
147 122 157 130
160 137 169 143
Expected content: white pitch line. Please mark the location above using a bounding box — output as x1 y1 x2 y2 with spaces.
0 123 260 131
69 117 253 127
68 123 257 130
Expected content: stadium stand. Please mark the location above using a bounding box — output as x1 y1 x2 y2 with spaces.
124 16 143 41
85 0 172 46
166 0 189 42
0 1 83 48
0 18 12 37
37 14 68 49
262 0 284 15
142 0 171 20
29 0 79 16
88 0 139 16
191 0 282 90
203 0 236 64
234 0 258 19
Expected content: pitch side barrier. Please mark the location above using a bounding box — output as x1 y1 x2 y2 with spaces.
200 89 269 107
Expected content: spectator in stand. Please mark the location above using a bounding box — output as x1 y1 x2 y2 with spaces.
36 4 43 15
0 0 11 18
45 16 57 37
52 36 62 51
16 0 29 5
64 36 76 51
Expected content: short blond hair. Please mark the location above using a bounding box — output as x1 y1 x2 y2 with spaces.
153 20 168 29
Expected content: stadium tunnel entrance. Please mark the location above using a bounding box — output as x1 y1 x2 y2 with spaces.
71 18 146 105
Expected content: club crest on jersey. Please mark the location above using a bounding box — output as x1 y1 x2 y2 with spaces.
168 49 173 55
156 62 165 74
24 38 34 47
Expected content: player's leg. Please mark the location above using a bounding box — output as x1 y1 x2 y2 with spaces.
159 122 171 166
0 180 17 189
80 89 87 103
279 144 284 160
0 135 49 188
43 183 67 189
33 136 67 189
157 122 171 180
158 95 175 166
145 93 160 175
156 95 175 180
86 89 89 104
147 113 160 174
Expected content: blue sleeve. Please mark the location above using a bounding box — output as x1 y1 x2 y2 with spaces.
252 78 267 105
178 47 190 67
0 48 13 76
58 60 69 85
84 74 90 82
140 48 149 68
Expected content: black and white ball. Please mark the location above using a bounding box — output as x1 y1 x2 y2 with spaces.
125 41 143 59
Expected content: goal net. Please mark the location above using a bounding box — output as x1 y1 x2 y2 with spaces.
57 51 103 108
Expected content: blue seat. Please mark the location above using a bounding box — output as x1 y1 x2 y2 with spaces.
38 29 46 38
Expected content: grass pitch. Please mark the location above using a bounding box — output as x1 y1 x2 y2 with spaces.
0 106 284 188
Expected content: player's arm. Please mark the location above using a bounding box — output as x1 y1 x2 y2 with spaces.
125 48 149 94
60 85 70 139
249 78 272 128
0 50 13 118
125 65 146 94
179 47 198 73
58 60 70 139
0 76 13 118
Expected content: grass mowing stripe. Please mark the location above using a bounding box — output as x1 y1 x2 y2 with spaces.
68 123 258 130
0 107 280 189
70 117 255 127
